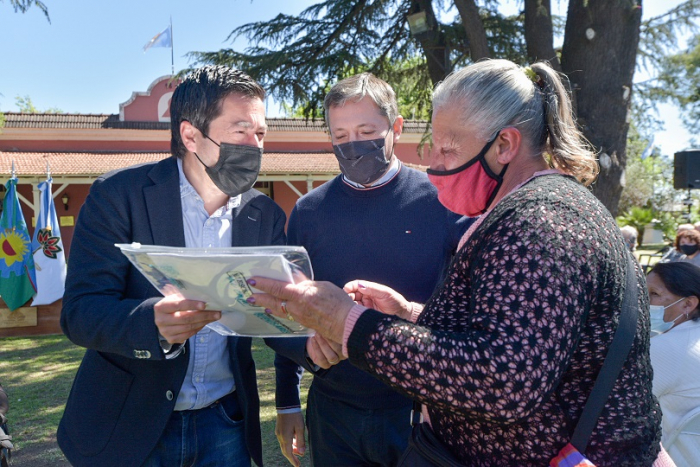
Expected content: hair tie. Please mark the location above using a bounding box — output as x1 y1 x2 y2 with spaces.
523 67 549 145
523 66 545 90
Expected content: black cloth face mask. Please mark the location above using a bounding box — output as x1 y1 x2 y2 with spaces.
680 244 699 256
332 136 391 185
194 133 263 197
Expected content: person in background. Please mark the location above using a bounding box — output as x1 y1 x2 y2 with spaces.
58 65 299 467
0 383 11 467
660 224 695 263
620 225 638 252
675 229 700 267
248 59 667 465
647 261 700 466
272 72 471 466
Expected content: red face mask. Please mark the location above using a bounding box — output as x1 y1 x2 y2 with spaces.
427 133 507 217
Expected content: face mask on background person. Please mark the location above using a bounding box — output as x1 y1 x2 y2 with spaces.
680 244 699 256
427 131 507 217
332 131 392 185
194 133 263 197
649 297 686 336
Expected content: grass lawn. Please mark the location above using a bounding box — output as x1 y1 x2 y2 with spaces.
0 335 312 467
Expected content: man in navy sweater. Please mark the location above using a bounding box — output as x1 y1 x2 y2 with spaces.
273 73 471 466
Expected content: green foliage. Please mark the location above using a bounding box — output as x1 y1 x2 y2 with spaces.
618 123 689 242
277 55 433 120
617 206 654 235
15 95 63 114
651 211 683 242
660 33 700 134
15 95 38 113
186 0 698 137
186 0 529 118
619 124 675 215
187 0 414 118
4 0 49 22
634 0 700 135
616 206 680 245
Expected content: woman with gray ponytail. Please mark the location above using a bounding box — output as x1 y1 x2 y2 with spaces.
247 59 671 466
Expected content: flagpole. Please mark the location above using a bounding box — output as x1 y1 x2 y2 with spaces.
11 160 16 179
170 16 175 76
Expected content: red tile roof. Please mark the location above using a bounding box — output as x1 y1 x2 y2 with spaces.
1 113 430 133
0 151 427 177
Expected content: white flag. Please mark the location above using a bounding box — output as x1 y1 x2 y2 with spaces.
31 178 66 306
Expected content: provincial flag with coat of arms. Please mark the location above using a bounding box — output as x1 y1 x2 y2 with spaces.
31 178 66 306
0 177 36 311
143 25 172 52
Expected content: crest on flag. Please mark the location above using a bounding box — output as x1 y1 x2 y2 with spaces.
31 178 66 306
143 25 172 52
36 228 62 259
0 177 37 311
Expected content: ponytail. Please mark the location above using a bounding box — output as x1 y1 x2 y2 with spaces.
530 62 598 186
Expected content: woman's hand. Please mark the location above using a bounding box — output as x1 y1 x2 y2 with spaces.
343 280 414 320
247 277 354 343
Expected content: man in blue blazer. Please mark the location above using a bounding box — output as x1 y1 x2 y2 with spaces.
58 66 300 467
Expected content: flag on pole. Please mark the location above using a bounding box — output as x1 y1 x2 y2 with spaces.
30 178 66 306
0 177 36 311
143 25 172 52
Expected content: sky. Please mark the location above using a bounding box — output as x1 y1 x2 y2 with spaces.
0 0 696 156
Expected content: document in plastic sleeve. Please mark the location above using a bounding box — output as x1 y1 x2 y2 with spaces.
116 243 314 337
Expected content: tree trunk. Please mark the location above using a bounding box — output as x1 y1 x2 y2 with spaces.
524 0 560 71
561 0 642 217
410 0 450 84
453 0 490 61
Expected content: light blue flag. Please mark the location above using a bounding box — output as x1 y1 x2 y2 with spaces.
31 178 66 306
143 25 172 52
0 177 36 311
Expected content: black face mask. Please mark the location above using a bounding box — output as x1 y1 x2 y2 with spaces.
194 133 263 197
332 136 391 185
681 244 699 256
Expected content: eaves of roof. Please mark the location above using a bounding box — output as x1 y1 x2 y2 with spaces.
0 151 427 179
1 113 430 134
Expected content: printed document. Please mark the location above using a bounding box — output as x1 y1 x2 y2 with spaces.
116 243 314 337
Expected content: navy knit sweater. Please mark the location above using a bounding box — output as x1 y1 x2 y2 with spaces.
286 165 471 408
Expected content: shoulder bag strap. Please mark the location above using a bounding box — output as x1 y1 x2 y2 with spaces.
570 253 639 453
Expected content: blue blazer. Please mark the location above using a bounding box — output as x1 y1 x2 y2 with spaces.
57 157 300 467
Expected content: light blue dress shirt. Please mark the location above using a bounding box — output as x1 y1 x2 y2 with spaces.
173 158 241 411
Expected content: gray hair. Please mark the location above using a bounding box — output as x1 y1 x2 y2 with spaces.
620 225 638 251
324 73 398 128
432 59 598 186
